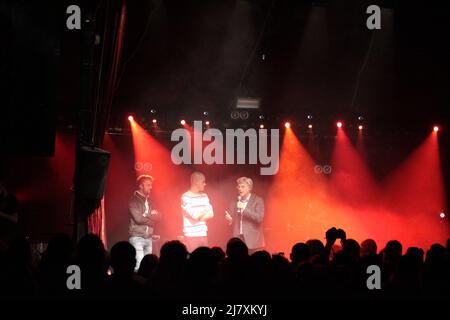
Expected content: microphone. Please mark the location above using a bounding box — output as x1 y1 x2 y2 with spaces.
237 196 242 215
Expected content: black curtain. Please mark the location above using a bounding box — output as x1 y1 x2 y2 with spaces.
74 0 127 244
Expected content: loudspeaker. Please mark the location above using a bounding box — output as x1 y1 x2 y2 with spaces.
74 146 111 200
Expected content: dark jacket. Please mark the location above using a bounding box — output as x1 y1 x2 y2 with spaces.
128 191 161 238
228 194 265 249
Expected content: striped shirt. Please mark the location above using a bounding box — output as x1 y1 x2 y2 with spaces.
181 191 214 237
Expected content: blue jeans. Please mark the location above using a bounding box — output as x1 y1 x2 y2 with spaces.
129 236 152 271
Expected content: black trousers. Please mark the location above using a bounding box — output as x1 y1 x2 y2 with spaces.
238 234 265 255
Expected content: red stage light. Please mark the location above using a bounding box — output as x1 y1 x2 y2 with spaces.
260 124 264 129
433 126 439 133
308 124 313 129
152 119 157 124
284 122 291 128
128 115 134 122
440 212 446 219
205 121 210 126
358 125 363 130
180 119 186 125
337 121 343 128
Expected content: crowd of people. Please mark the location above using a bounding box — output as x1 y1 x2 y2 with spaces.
0 227 449 301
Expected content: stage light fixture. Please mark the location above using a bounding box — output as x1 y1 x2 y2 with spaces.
433 125 439 133
205 121 210 126
152 119 157 124
284 122 291 128
358 115 365 121
307 115 313 120
240 111 249 120
128 115 134 122
260 124 264 129
180 119 186 125
231 111 240 120
308 124 313 129
203 111 209 116
150 109 157 114
440 212 446 219
337 121 343 128
358 125 364 130
258 115 265 120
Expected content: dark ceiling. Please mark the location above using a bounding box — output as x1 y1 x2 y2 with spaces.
110 0 450 132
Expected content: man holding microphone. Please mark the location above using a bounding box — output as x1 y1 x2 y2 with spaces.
225 177 265 253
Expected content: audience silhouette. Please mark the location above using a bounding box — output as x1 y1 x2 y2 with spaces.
0 228 449 301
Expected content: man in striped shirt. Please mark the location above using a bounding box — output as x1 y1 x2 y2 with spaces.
181 172 214 252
